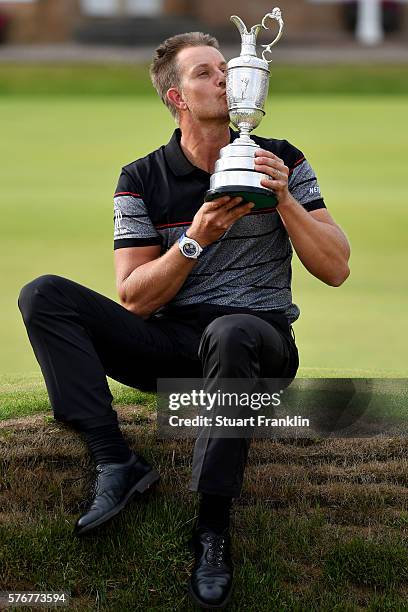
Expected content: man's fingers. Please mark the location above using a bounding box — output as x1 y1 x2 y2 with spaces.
255 149 283 164
206 197 253 226
228 201 255 220
255 164 288 181
255 158 288 174
224 196 245 210
260 177 285 190
207 196 245 211
205 195 234 209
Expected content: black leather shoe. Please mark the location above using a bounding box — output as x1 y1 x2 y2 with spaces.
74 452 160 536
189 527 233 609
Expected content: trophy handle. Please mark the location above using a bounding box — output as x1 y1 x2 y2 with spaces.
260 8 284 63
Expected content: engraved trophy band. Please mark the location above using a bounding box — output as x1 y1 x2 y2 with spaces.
205 8 284 209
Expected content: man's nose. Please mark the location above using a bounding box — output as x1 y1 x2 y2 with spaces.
215 68 226 87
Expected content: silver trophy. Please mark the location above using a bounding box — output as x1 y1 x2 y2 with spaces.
206 8 284 209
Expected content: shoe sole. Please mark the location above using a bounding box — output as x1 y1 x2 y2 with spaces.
188 582 232 610
74 468 160 536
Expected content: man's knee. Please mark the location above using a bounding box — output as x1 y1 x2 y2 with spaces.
18 274 66 325
199 314 259 359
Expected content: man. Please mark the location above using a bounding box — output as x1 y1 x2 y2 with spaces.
18 32 350 609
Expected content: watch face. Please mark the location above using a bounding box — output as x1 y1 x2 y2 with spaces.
182 241 198 257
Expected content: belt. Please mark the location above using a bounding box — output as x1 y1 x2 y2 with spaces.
158 303 292 338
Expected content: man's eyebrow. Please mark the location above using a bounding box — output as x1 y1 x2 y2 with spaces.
191 61 227 71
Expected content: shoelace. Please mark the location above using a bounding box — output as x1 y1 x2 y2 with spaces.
84 468 101 503
205 534 227 567
86 465 115 502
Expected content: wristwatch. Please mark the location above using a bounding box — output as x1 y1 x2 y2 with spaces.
178 232 204 259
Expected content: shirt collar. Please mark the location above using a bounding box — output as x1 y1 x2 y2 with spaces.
164 127 239 176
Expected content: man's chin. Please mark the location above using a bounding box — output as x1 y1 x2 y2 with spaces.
212 109 230 122
194 107 229 124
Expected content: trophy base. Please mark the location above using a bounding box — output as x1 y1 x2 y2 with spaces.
205 185 277 209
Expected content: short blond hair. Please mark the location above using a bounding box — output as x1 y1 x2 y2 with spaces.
150 31 220 119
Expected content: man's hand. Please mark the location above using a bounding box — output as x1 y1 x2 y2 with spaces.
187 196 254 246
254 149 290 204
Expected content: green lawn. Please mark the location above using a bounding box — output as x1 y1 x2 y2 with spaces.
1 93 407 376
1 66 408 611
1 64 408 96
2 403 408 611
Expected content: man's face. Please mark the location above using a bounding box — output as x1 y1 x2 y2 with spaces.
175 45 229 122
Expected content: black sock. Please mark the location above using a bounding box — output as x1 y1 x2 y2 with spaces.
197 493 232 534
81 423 133 465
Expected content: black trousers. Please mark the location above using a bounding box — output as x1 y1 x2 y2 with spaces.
18 274 299 497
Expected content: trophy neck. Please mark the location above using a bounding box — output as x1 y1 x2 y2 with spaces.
234 129 256 145
240 34 257 57
238 126 251 138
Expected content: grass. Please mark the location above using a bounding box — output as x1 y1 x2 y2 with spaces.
1 64 408 96
1 372 408 424
2 400 408 610
1 92 407 375
0 65 407 609
0 373 155 421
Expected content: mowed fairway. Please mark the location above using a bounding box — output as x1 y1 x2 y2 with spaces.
1 93 407 376
1 74 408 610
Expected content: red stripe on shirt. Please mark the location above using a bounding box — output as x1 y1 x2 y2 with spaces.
155 208 277 228
114 191 142 198
289 157 305 175
154 221 192 229
249 207 277 215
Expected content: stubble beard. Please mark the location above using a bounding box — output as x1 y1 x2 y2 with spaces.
186 93 229 123
202 101 229 123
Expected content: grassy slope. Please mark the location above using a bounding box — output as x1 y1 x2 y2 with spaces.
1 94 407 375
2 409 408 610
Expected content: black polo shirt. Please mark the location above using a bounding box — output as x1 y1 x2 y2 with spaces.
113 128 326 324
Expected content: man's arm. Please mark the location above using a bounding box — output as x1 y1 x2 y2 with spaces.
115 242 197 319
255 149 350 287
115 195 254 318
273 198 349 287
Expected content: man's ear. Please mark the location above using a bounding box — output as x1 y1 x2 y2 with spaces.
166 87 188 113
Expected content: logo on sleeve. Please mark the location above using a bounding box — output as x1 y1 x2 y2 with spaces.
309 185 321 195
114 207 123 232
